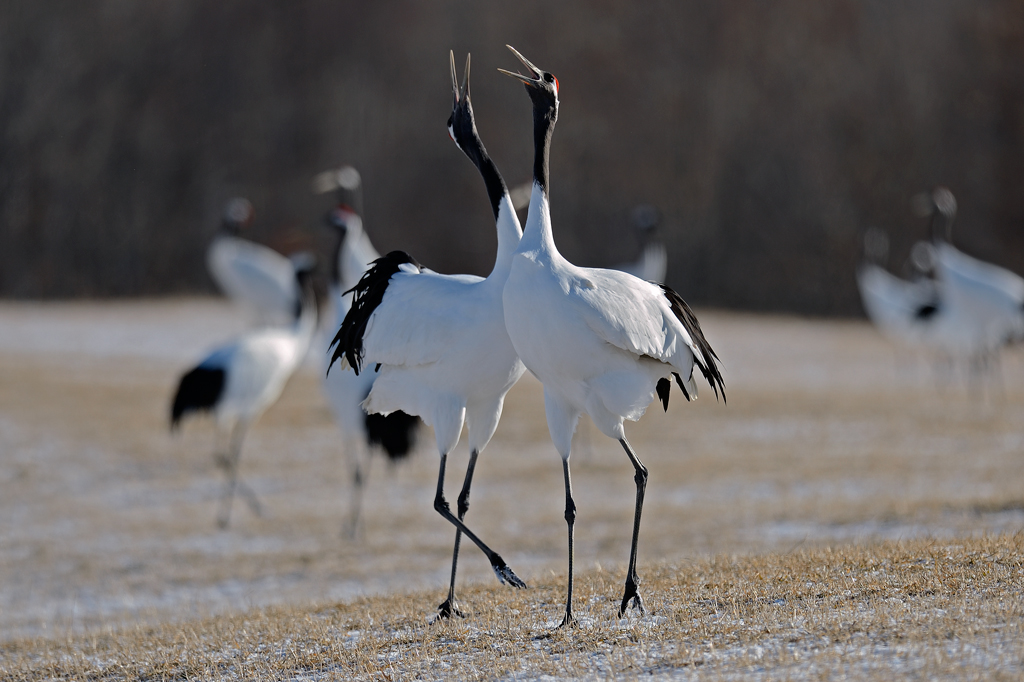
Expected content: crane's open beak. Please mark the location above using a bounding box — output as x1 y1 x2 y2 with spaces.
450 51 470 103
498 44 543 87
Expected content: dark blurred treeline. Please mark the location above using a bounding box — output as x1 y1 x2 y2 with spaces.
1 1 1022 314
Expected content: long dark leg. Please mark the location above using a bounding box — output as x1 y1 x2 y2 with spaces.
236 478 264 518
216 423 248 529
618 438 648 616
344 442 367 539
434 453 525 589
435 449 480 620
559 457 578 628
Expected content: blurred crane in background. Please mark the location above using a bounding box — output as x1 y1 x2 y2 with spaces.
315 166 420 538
856 225 946 370
613 204 668 285
171 257 318 528
858 187 1024 392
206 198 302 328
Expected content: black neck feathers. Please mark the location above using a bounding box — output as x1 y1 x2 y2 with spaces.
529 90 557 194
451 103 507 220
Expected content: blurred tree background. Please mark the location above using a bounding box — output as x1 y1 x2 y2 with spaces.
0 0 1021 314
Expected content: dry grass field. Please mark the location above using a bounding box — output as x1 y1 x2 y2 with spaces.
1 299 1023 679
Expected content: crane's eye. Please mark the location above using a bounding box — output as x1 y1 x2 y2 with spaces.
544 73 554 83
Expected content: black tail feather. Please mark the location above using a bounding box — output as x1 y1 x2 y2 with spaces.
656 377 671 412
365 410 420 461
171 367 225 429
660 284 726 404
673 371 691 402
329 251 420 376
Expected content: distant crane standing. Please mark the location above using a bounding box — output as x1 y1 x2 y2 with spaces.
207 197 300 327
613 204 668 284
330 53 527 619
922 187 1024 378
498 46 725 627
855 226 946 361
171 259 318 528
317 167 420 537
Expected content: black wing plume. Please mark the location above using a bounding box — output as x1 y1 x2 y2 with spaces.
660 284 726 403
329 250 420 376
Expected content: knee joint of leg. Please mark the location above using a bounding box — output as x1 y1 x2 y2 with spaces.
433 493 450 515
457 492 470 519
634 467 648 487
564 500 576 524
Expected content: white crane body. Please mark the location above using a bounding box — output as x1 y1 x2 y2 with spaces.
207 234 299 326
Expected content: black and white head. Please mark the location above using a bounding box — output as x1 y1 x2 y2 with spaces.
222 197 254 235
630 204 661 240
447 51 478 154
911 186 957 242
325 204 363 239
313 165 363 217
498 45 559 120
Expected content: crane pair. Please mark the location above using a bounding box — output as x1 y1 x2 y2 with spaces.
857 186 1024 388
331 47 724 627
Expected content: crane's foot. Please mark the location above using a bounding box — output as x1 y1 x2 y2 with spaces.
433 597 466 622
618 579 647 617
490 554 527 588
558 609 578 629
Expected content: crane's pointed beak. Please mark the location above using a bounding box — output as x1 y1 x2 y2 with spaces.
449 50 459 103
498 44 542 87
449 51 471 102
461 53 471 100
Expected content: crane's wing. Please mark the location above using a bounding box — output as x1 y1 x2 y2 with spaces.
571 267 724 400
935 243 1024 304
856 264 939 323
330 251 483 374
207 236 298 322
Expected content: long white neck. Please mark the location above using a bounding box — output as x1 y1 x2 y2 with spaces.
336 217 380 294
292 287 319 359
519 179 560 259
518 91 559 261
487 193 524 281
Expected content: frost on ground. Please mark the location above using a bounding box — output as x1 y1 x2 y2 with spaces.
6 537 1021 680
1 299 1024 677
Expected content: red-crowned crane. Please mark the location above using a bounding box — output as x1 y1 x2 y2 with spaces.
172 258 317 528
498 46 725 627
206 198 300 327
923 187 1024 375
329 53 527 619
319 176 420 537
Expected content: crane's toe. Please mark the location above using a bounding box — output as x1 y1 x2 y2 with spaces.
618 583 647 617
490 556 527 588
433 598 466 621
558 610 578 629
